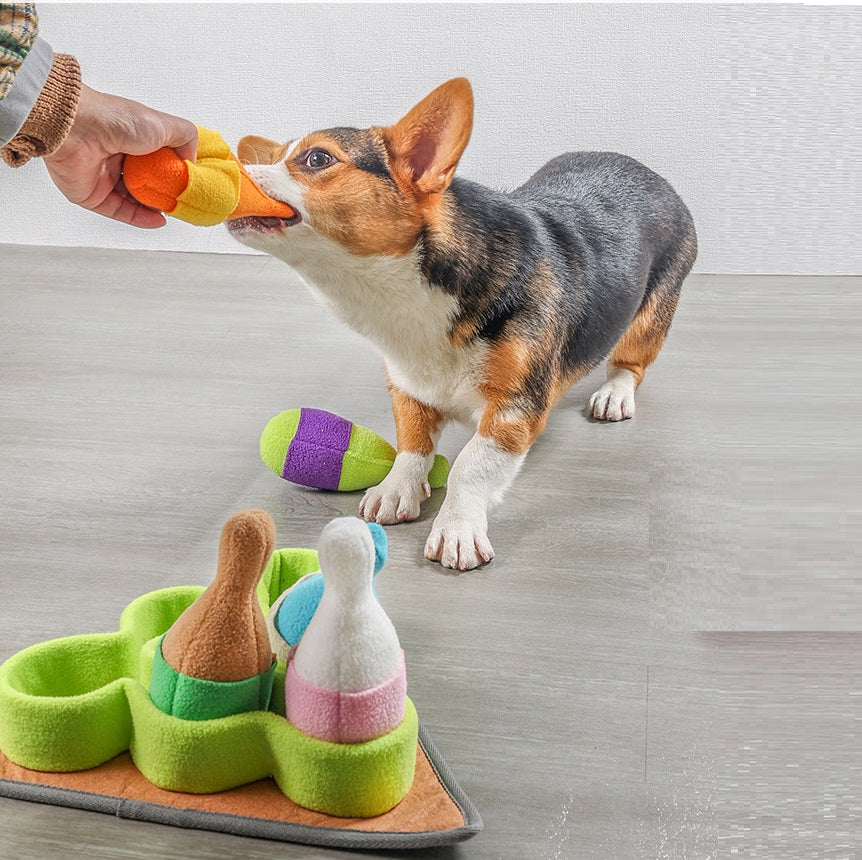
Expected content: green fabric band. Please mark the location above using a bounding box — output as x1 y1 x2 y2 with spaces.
149 636 276 721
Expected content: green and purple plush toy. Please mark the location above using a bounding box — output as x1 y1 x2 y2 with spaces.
260 407 449 492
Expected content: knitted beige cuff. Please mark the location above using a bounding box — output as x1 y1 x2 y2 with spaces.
0 53 82 167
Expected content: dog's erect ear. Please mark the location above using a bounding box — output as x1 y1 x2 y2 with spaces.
382 78 474 197
237 135 287 165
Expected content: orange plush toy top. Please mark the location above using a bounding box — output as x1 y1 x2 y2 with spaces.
124 126 295 227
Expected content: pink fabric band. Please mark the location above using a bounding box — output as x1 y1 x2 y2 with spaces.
284 650 406 744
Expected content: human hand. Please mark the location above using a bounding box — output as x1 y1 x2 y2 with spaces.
43 84 198 228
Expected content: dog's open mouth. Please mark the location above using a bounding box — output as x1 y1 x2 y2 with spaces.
226 213 301 233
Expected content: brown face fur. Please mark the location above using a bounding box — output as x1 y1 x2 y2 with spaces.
237 135 288 166
287 130 424 257
237 79 474 259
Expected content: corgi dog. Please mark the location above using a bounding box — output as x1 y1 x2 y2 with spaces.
227 78 697 571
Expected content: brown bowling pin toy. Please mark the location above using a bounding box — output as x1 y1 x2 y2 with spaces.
149 509 278 721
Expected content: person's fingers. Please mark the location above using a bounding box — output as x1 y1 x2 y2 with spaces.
116 177 168 227
66 153 125 210
114 183 168 228
90 189 167 228
43 88 196 228
130 207 168 229
63 159 168 226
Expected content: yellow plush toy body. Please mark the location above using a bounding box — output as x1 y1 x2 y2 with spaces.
123 127 296 227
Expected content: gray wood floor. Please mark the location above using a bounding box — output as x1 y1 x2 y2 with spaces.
0 244 858 859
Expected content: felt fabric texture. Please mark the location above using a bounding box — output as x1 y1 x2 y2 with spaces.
0 582 418 817
260 407 450 492
161 510 275 682
257 546 321 610
149 636 276 721
123 143 189 213
260 546 322 663
269 521 387 654
0 721 482 850
172 149 239 225
278 516 408 765
285 650 407 743
228 159 297 221
0 586 203 773
269 572 321 660
130 683 419 816
286 408 353 490
292 519 404 695
123 126 295 226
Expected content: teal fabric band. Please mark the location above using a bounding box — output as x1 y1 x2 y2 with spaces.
149 636 276 721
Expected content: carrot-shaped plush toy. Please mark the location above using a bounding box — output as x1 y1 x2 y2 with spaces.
123 126 295 226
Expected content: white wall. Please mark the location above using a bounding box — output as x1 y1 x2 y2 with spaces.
0 3 859 274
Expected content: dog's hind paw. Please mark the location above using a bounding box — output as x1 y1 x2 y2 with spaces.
588 375 636 421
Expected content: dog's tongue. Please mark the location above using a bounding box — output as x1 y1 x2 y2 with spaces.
228 165 296 221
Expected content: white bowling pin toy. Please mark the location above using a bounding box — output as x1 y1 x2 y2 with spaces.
285 517 406 743
265 522 387 664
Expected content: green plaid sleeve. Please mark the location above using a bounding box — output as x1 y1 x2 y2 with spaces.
0 3 39 100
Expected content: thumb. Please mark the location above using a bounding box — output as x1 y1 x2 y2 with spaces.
162 117 198 163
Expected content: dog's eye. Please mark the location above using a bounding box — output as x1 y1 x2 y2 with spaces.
305 149 335 170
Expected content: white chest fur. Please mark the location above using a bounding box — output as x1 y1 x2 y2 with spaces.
239 215 487 421
311 248 487 421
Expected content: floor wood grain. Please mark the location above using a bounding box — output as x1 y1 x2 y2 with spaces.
0 245 858 858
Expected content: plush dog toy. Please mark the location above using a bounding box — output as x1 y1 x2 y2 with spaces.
260 407 449 492
123 126 296 226
0 510 420 817
266 521 388 663
284 517 407 744
149 509 278 721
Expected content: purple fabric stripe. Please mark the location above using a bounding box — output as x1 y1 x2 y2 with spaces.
283 408 352 491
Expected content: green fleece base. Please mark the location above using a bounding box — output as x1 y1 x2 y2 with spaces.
0 577 417 817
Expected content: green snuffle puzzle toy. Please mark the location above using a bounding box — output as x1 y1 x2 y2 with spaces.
260 407 449 492
0 511 418 818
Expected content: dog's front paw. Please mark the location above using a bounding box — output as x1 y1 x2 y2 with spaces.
359 451 434 524
359 475 430 525
424 511 495 571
